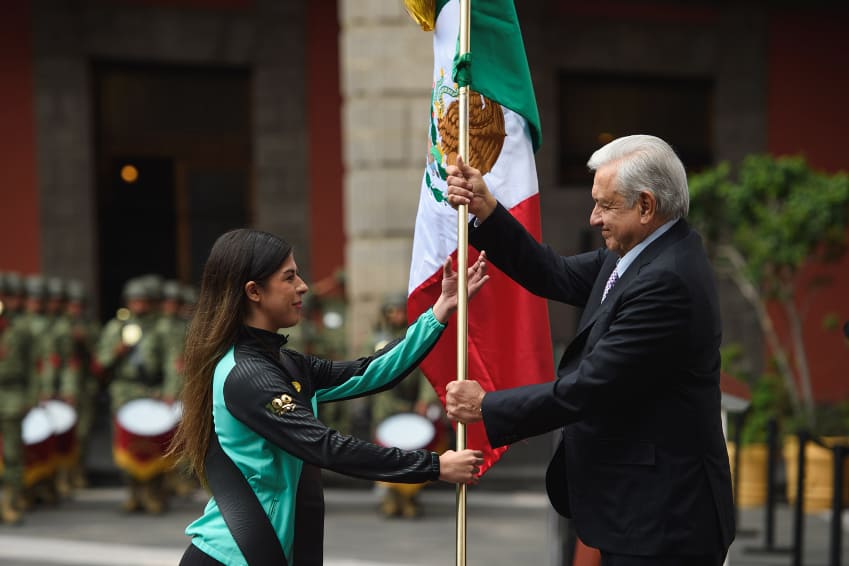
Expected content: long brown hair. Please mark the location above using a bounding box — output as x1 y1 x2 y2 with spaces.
169 229 292 482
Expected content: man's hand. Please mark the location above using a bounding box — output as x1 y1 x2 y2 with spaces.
445 156 498 222
445 380 485 424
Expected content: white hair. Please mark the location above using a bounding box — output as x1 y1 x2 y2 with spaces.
587 134 689 220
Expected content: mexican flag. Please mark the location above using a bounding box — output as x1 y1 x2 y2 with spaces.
407 0 554 474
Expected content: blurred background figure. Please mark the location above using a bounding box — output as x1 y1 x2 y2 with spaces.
61 280 101 491
150 279 185 406
369 292 447 519
38 277 69 402
19 275 57 508
149 279 195 497
309 269 357 435
0 272 35 525
22 276 49 405
97 277 170 514
36 276 77 500
178 284 197 325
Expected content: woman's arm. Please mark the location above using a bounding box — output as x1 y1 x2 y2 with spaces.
224 362 459 484
311 254 488 402
313 308 444 403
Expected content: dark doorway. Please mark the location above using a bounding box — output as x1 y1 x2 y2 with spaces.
93 62 251 321
98 156 177 320
183 166 248 283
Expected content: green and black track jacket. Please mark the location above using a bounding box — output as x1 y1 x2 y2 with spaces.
185 308 445 565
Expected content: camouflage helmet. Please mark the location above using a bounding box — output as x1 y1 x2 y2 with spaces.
25 274 47 299
46 276 65 300
139 274 164 300
381 291 407 312
66 279 87 302
162 279 182 301
2 272 24 296
180 284 198 305
122 277 149 300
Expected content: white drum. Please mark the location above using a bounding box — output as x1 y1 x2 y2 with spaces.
170 400 183 422
375 413 436 451
22 407 52 447
22 406 56 486
116 398 178 437
43 399 77 437
113 398 178 481
42 399 78 461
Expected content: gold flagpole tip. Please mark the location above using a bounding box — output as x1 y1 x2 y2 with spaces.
404 0 436 31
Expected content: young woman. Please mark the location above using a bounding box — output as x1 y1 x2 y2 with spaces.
172 229 486 566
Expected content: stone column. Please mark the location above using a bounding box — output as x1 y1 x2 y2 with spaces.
338 1 432 355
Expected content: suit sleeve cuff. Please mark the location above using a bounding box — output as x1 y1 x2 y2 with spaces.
470 202 509 243
480 389 511 448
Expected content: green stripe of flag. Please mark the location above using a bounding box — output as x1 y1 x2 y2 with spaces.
436 0 542 151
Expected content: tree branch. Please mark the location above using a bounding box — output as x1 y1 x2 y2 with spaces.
783 294 815 423
718 245 802 417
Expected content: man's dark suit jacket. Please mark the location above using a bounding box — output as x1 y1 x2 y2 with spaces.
471 203 735 558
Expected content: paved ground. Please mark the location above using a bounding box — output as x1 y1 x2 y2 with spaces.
729 502 849 566
0 482 553 566
0 482 848 565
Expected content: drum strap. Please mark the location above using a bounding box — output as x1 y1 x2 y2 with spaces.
205 433 289 566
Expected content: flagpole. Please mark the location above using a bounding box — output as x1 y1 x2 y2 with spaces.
456 1 471 565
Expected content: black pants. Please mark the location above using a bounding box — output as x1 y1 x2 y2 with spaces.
180 543 225 566
601 552 725 566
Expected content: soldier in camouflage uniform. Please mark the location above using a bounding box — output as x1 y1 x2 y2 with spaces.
309 270 358 435
179 284 197 321
369 292 445 518
97 277 168 514
35 277 74 498
149 280 186 404
37 277 70 404
149 280 197 497
0 273 34 524
53 280 101 490
19 275 58 506
0 273 26 318
21 276 49 407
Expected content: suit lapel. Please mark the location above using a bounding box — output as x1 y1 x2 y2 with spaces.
575 253 618 330
556 254 616 370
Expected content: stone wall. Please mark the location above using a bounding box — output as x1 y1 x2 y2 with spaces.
338 1 432 353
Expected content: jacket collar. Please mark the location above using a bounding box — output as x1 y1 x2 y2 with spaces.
237 325 289 359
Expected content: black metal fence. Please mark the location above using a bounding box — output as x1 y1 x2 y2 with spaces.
742 417 849 566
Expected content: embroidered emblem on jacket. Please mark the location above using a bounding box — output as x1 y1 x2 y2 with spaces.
268 393 296 416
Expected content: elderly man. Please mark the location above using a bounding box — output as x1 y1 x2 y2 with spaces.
445 135 734 566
